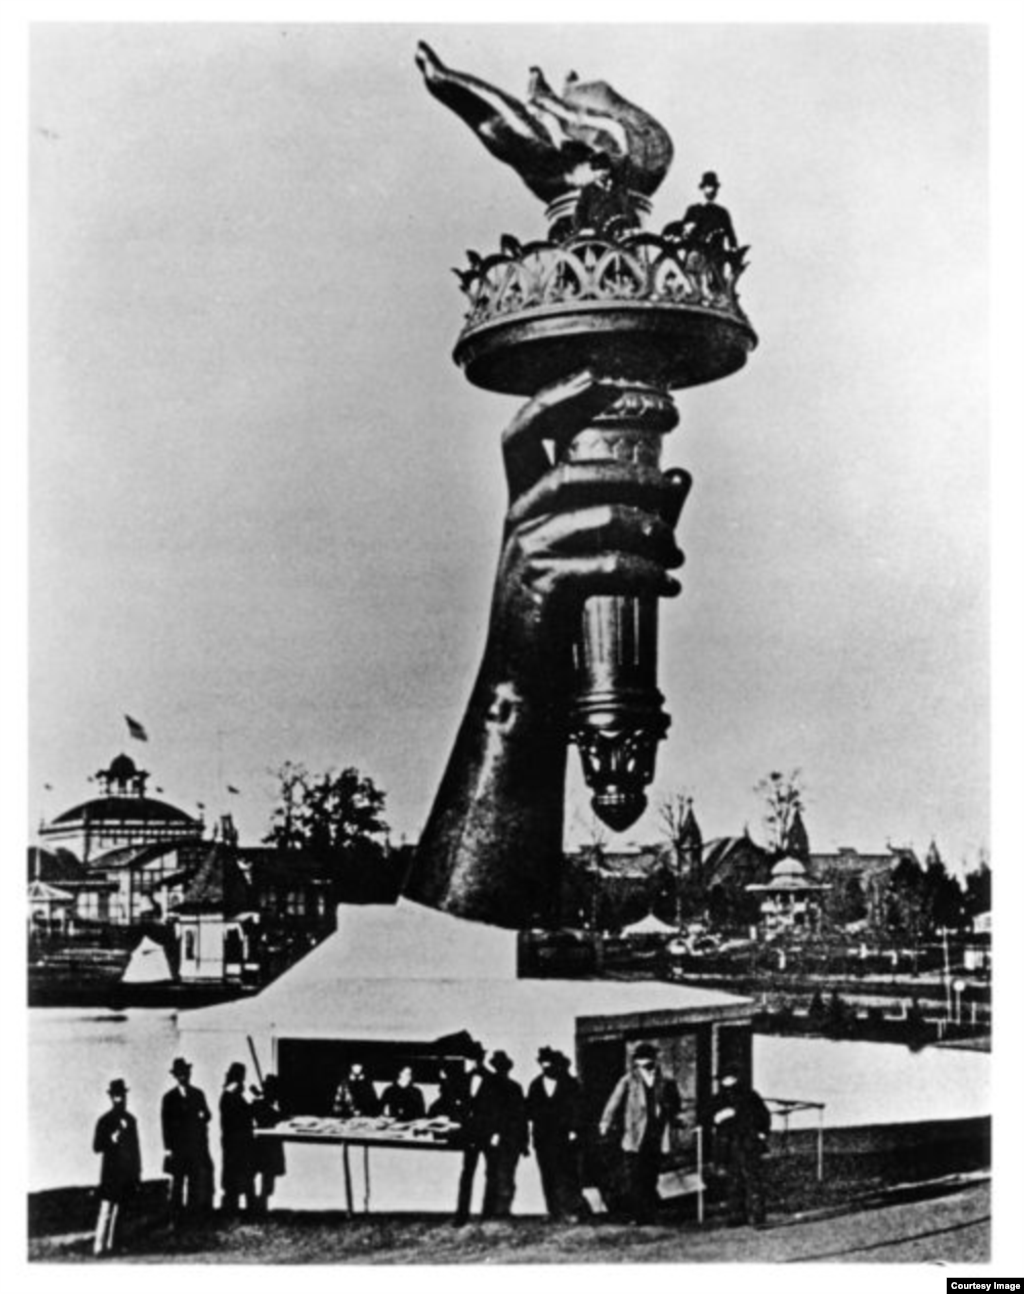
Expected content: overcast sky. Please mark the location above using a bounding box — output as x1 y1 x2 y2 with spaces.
29 22 990 868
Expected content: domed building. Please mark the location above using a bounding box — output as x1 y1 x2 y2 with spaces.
38 753 203 865
746 856 830 934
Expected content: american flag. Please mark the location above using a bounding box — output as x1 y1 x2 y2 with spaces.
124 715 148 742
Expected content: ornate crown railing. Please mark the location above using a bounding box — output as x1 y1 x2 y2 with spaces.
455 232 751 333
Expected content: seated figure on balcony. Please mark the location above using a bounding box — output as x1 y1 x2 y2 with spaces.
571 155 641 240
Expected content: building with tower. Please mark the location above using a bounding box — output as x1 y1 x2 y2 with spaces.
37 752 204 864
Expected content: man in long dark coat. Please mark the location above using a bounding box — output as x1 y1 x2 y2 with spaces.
452 1041 490 1224
251 1073 286 1215
219 1060 255 1215
526 1047 585 1220
92 1077 141 1255
161 1056 214 1225
711 1070 772 1226
479 1051 529 1219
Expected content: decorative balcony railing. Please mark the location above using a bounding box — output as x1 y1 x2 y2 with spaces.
455 232 751 334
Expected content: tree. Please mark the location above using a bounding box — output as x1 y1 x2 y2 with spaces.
820 867 868 930
264 762 390 875
963 852 991 920
921 843 964 934
885 854 926 943
753 770 806 858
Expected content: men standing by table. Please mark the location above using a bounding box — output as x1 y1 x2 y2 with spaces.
91 1077 141 1256
161 1056 214 1226
452 1041 527 1223
526 1047 585 1221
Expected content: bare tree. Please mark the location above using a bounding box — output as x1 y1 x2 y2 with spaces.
754 769 806 857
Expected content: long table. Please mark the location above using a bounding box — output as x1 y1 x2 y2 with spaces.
255 1115 463 1213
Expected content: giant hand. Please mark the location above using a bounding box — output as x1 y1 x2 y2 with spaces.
404 371 690 929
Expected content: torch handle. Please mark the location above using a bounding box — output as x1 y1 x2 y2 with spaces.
561 383 679 831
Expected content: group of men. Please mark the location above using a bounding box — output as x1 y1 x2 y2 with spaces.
91 1043 771 1253
330 1042 586 1224
90 1055 286 1256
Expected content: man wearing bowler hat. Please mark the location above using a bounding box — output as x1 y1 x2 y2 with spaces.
667 171 738 254
92 1077 141 1255
161 1056 214 1225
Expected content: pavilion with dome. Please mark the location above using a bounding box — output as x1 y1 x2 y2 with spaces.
37 752 203 864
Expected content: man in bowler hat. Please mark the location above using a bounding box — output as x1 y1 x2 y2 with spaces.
92 1078 141 1255
161 1057 214 1225
666 171 738 253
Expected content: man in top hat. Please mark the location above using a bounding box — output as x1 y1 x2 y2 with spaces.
527 1047 586 1220
92 1077 141 1256
599 1042 683 1223
161 1057 214 1225
711 1068 772 1227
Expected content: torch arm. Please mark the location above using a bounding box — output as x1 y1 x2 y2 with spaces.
404 666 568 930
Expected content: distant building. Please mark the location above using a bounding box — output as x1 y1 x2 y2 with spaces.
746 856 830 934
808 844 920 927
38 753 203 864
702 832 773 891
170 844 337 984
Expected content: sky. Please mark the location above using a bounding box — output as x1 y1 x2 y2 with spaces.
27 22 993 870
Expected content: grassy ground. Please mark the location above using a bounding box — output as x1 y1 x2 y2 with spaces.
27 1176 990 1265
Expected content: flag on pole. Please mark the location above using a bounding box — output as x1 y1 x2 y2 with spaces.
124 715 148 742
227 785 240 795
